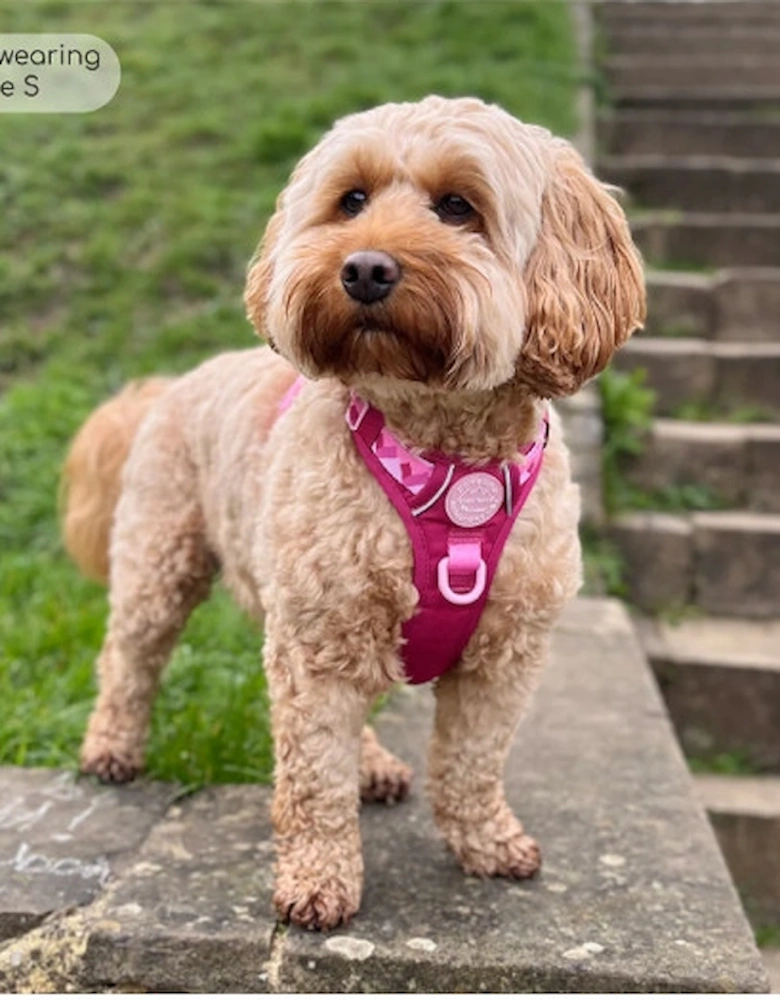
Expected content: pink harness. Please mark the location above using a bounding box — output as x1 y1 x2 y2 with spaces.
279 378 548 685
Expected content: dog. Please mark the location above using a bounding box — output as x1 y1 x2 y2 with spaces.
62 95 645 931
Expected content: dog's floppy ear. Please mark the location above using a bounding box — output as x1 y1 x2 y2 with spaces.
244 198 285 341
518 144 645 397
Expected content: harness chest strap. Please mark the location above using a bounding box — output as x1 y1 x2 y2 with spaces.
345 393 548 686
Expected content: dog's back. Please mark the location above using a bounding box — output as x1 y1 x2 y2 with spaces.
61 377 174 582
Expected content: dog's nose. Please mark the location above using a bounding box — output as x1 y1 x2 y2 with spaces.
340 250 400 305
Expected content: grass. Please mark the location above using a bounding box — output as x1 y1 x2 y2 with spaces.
0 1 579 786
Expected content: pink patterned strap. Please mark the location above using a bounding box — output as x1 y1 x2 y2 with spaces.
371 428 434 496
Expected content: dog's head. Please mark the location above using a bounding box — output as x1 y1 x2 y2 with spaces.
245 96 645 397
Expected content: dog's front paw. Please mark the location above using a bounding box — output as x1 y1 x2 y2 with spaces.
80 744 143 784
274 870 361 931
443 813 541 880
360 746 413 805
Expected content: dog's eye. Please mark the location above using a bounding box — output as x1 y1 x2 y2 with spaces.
435 193 475 224
340 190 368 218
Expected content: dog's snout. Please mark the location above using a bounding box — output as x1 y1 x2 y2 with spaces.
340 250 400 305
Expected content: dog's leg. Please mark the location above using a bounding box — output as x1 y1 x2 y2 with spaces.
427 631 548 879
267 637 381 930
359 724 413 804
80 480 215 783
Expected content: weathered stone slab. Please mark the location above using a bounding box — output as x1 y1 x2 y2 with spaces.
615 337 780 417
694 511 780 618
645 269 715 339
601 110 780 159
638 614 780 770
599 1 780 30
0 768 172 943
622 419 748 509
609 513 693 612
714 343 780 418
606 58 780 94
83 784 277 992
557 383 604 526
604 156 780 214
279 599 767 992
604 28 780 59
746 425 780 513
696 775 780 926
632 212 780 270
612 337 716 415
614 86 780 112
714 268 780 342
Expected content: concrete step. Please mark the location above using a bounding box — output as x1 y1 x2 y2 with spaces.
610 510 780 618
632 211 780 269
603 156 780 214
0 599 769 991
613 337 780 418
605 57 780 93
600 110 780 159
696 774 780 926
609 86 780 112
636 614 780 770
622 418 780 514
603 26 780 58
765 950 780 993
645 268 780 343
599 1 780 31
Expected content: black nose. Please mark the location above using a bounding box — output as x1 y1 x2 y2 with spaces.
340 250 400 305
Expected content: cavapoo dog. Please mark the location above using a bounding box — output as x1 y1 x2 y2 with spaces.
63 95 645 931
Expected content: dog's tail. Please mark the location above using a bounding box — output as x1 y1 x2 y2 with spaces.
61 377 174 583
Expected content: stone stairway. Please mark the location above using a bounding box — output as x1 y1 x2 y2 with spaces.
596 0 780 953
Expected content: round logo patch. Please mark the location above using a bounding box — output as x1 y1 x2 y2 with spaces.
445 472 503 528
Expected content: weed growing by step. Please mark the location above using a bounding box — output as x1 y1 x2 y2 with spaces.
0 2 578 785
672 400 776 424
688 750 760 777
627 482 727 513
580 525 627 598
755 925 780 949
599 366 656 515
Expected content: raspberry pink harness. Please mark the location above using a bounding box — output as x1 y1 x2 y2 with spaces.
278 377 548 685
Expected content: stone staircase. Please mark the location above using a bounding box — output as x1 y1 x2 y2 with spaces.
597 0 780 951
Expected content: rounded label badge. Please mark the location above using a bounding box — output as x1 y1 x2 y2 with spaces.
445 472 503 528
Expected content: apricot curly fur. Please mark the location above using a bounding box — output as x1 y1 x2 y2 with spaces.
64 96 645 930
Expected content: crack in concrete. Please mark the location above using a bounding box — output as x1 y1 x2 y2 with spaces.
263 920 288 992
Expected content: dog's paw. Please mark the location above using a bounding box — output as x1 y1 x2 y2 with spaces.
460 830 541 879
80 747 142 784
360 747 413 805
274 873 361 931
444 814 541 880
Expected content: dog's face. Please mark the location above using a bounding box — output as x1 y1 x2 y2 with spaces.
245 96 645 397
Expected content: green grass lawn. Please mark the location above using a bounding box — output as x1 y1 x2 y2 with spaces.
0 0 579 786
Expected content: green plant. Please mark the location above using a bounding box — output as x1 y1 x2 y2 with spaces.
672 400 775 424
688 750 759 777
599 366 656 515
580 525 627 598
755 925 780 949
626 482 726 513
